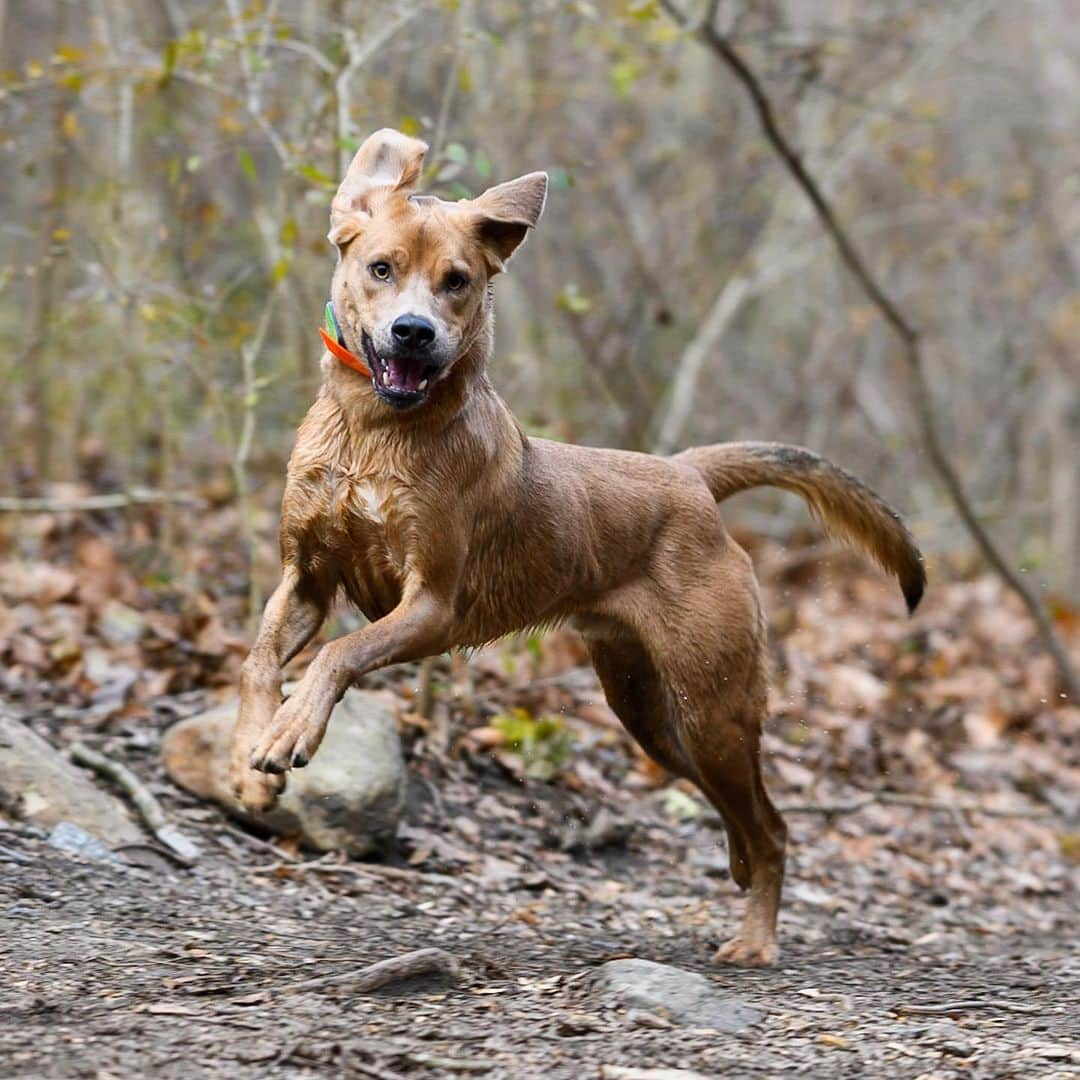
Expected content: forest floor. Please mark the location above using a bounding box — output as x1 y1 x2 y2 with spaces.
1 507 1078 1078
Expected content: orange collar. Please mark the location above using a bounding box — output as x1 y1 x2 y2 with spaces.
318 325 372 379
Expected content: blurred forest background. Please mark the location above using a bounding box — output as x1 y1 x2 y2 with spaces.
1 8 1079 1071
1 0 1077 607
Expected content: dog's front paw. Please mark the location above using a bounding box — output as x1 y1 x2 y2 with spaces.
249 695 329 776
712 935 778 968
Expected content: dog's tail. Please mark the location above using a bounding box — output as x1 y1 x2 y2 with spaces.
675 441 926 613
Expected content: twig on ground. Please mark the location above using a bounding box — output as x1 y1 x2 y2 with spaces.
397 1051 496 1074
199 819 302 862
251 858 459 888
777 791 1051 819
68 743 201 865
356 1040 498 1075
277 946 462 995
0 489 200 513
601 1067 712 1080
0 843 34 865
112 841 200 868
340 1051 410 1080
416 656 438 720
894 1000 1042 1016
659 0 1080 702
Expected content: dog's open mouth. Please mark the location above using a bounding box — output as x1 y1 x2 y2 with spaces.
363 332 439 407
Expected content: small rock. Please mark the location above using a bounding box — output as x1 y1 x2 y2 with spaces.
48 821 123 864
941 1040 975 1058
0 716 143 848
162 690 406 856
559 807 633 853
96 600 147 646
627 1008 674 1030
556 1011 603 1036
597 958 761 1032
662 789 709 822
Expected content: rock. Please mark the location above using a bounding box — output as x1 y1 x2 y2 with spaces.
597 958 761 1032
96 600 147 646
0 715 143 847
162 690 406 856
48 821 124 864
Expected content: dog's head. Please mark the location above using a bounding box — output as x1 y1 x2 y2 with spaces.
326 128 547 410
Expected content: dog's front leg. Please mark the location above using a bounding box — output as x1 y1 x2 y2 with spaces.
249 587 452 777
230 566 329 810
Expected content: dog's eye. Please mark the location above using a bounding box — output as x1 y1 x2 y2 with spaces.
369 261 392 281
445 271 469 292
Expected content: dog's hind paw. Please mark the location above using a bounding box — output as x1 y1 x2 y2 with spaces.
712 936 778 968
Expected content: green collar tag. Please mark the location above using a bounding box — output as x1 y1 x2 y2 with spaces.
324 301 346 347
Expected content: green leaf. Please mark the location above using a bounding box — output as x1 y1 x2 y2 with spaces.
237 148 256 183
457 64 473 93
298 163 336 188
548 166 574 191
444 142 469 165
557 283 592 316
491 709 574 781
161 40 177 83
473 148 493 179
271 257 291 284
399 114 422 136
279 216 298 248
626 0 659 19
609 57 642 98
447 180 474 200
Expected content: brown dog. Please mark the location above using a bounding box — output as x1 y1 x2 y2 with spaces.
230 129 925 967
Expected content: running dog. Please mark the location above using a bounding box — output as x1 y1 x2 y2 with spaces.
229 129 925 966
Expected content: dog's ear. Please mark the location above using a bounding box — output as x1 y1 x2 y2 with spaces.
328 128 429 248
466 172 548 272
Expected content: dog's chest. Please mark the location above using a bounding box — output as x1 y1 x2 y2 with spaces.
315 468 412 608
326 469 400 549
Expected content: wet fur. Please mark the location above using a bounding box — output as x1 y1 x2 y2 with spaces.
230 130 926 967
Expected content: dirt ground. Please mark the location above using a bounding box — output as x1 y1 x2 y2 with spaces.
1 536 1078 1078
2 728 1077 1080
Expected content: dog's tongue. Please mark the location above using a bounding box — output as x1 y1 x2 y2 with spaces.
387 357 425 393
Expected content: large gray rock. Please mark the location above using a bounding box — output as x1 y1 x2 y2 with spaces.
0 715 143 847
597 958 761 1032
162 690 405 856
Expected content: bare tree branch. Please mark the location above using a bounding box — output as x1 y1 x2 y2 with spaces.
652 0 998 455
0 489 200 513
662 1 1079 701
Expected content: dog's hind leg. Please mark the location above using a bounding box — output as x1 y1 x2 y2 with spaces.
586 634 754 904
681 692 787 967
587 636 693 779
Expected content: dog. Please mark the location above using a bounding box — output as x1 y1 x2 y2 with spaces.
229 128 925 967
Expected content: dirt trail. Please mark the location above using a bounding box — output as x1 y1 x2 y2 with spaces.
1 757 1076 1079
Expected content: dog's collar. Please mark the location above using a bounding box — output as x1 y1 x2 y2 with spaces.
319 301 372 379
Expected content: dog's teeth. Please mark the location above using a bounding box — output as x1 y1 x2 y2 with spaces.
418 379 428 391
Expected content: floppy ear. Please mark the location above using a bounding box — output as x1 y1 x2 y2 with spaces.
328 128 429 248
467 171 548 272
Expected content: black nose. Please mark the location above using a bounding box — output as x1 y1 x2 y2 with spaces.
391 314 436 350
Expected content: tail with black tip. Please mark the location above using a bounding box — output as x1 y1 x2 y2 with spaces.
676 441 926 612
